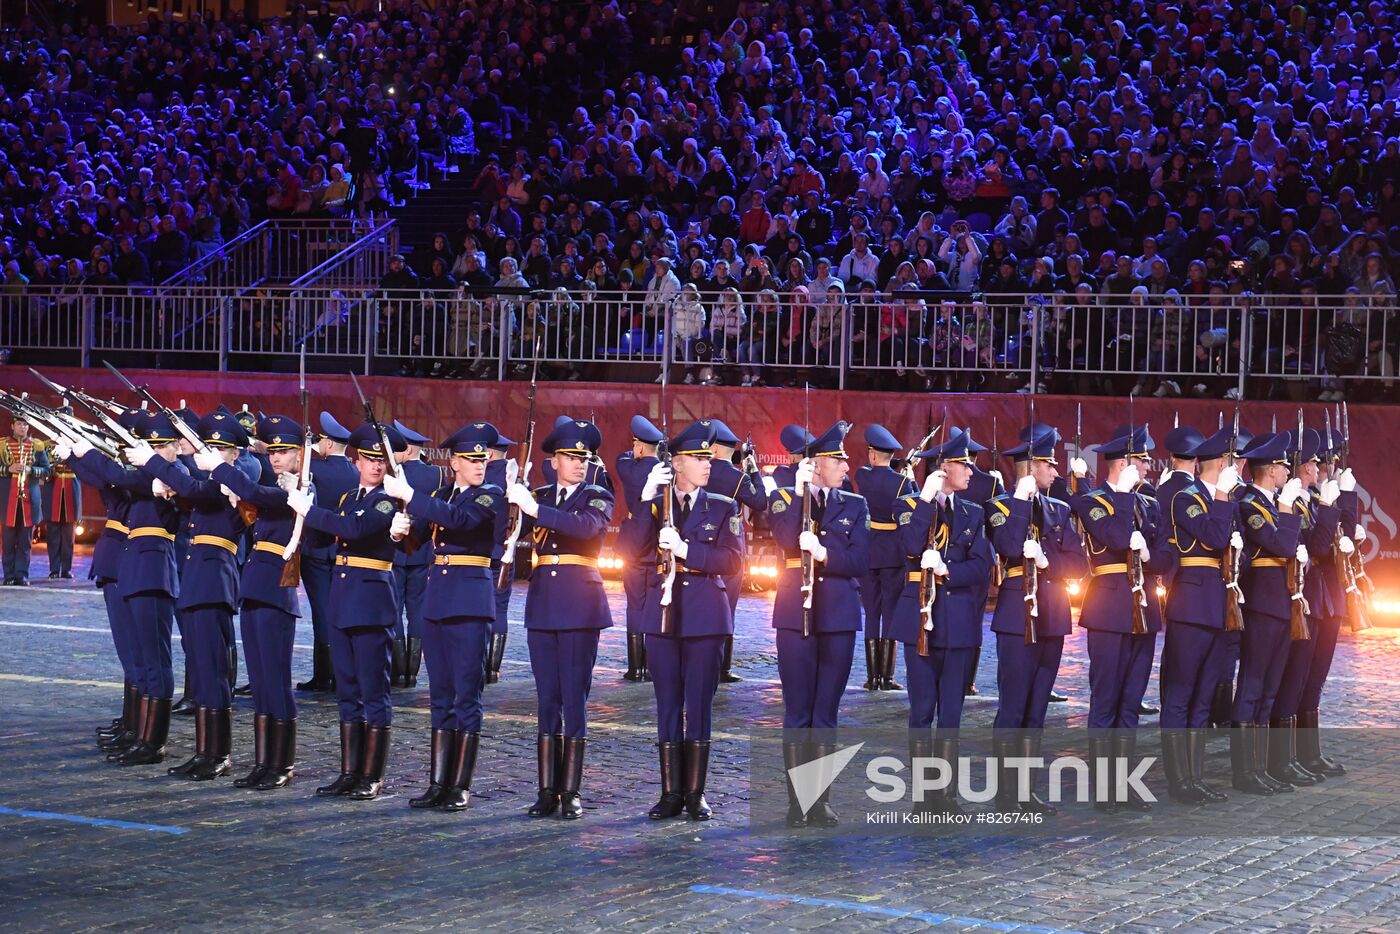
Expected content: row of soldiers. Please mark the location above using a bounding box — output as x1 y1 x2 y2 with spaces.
38 396 1364 821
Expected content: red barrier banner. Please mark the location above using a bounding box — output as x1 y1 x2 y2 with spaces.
4 366 1397 590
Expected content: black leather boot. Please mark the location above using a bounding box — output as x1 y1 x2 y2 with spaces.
879 640 903 691
1230 723 1274 795
171 673 195 717
784 741 809 827
1018 732 1058 814
228 643 238 694
234 714 271 788
992 737 1021 812
1114 732 1152 811
624 633 643 682
1267 716 1319 786
347 726 391 799
1296 708 1344 776
719 635 740 683
909 734 937 817
929 737 962 815
559 737 586 819
256 719 297 790
1256 723 1294 793
118 697 171 766
104 695 147 758
862 639 879 691
648 742 685 820
485 633 506 685
964 649 980 696
1188 728 1228 801
98 682 140 741
409 728 454 808
317 720 366 797
638 634 651 682
527 734 561 817
808 743 842 825
1162 729 1207 804
405 637 423 688
190 708 232 780
297 642 332 692
1089 735 1120 811
391 638 407 688
684 740 713 821
441 731 479 811
168 706 209 777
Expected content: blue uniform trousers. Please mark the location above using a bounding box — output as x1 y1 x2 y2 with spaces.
775 629 856 730
103 584 138 682
647 633 725 742
393 563 428 641
329 625 393 726
180 605 232 709
1299 615 1342 712
490 570 512 636
1215 629 1241 687
527 628 600 738
1160 621 1225 729
723 570 743 626
1270 627 1316 720
242 603 297 721
993 634 1064 730
622 567 648 634
1231 615 1291 725
860 567 904 640
302 554 333 644
423 617 489 732
905 645 974 730
3 524 33 580
127 592 175 698
1086 631 1155 729
47 523 74 575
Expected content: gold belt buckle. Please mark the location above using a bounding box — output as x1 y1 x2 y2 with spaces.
548 554 560 565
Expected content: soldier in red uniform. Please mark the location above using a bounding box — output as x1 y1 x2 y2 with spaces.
2 415 50 586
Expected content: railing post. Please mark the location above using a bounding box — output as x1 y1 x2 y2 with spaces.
218 291 230 372
80 295 93 369
661 296 673 387
497 294 510 382
1029 298 1040 395
838 302 849 391
1237 293 1250 400
364 297 377 377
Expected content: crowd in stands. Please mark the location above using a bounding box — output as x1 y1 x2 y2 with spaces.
3 0 1400 396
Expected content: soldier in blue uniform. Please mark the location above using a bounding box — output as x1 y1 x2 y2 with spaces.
384 422 505 811
391 419 450 688
541 415 613 492
287 423 408 801
765 422 870 827
1229 431 1304 795
853 424 912 692
484 432 516 684
888 429 990 815
706 418 768 684
505 417 615 820
70 410 186 766
618 420 742 821
41 410 80 578
1265 429 1341 788
1070 428 1168 812
1158 427 1240 804
770 424 813 489
299 412 359 693
986 424 1087 813
1207 426 1255 726
2 414 50 585
127 411 257 781
959 427 1004 698
614 415 663 683
200 415 310 791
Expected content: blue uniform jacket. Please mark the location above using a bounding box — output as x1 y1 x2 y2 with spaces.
986 494 1086 638
854 464 915 569
77 450 186 599
144 456 249 612
306 454 360 559
301 485 401 629
889 493 991 648
766 486 870 634
394 459 449 568
965 466 1004 506
1155 469 1195 585
525 482 615 631
619 489 742 637
68 454 130 584
1297 493 1343 620
1165 481 1235 629
209 462 305 616
1071 486 1165 634
1236 487 1303 623
405 482 504 622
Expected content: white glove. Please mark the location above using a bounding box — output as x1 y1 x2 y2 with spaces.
641 463 673 502
382 472 413 503
151 477 173 498
276 471 298 492
920 548 947 576
1295 544 1310 566
1230 531 1244 551
505 458 520 486
920 469 947 502
192 449 222 473
798 529 828 563
507 482 539 517
389 512 412 541
220 484 240 509
657 525 690 561
1070 456 1088 479
286 488 313 515
124 442 154 466
53 442 71 461
1278 477 1303 508
1022 538 1044 562
71 438 93 458
1036 550 1050 570
794 458 814 495
761 474 777 496
1111 463 1141 493
1337 468 1356 492
1159 466 1173 488
987 467 1004 491
1318 479 1340 507
1217 465 1241 493
1338 536 1355 555
1129 529 1150 562
1355 523 1365 542
1014 474 1037 501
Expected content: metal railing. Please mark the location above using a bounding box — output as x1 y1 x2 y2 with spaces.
160 218 394 290
1 287 1394 393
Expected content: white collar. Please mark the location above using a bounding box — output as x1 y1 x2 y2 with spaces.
556 482 578 501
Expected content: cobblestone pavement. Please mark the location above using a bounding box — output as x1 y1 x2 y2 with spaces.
2 547 1399 932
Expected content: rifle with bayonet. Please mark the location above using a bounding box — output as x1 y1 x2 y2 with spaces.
799 383 814 638
1288 408 1310 640
1223 400 1245 632
28 368 139 448
0 390 121 459
1023 398 1039 645
349 371 417 556
279 342 314 587
1127 395 1149 636
657 366 677 636
496 346 541 590
1334 402 1373 631
916 408 949 657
